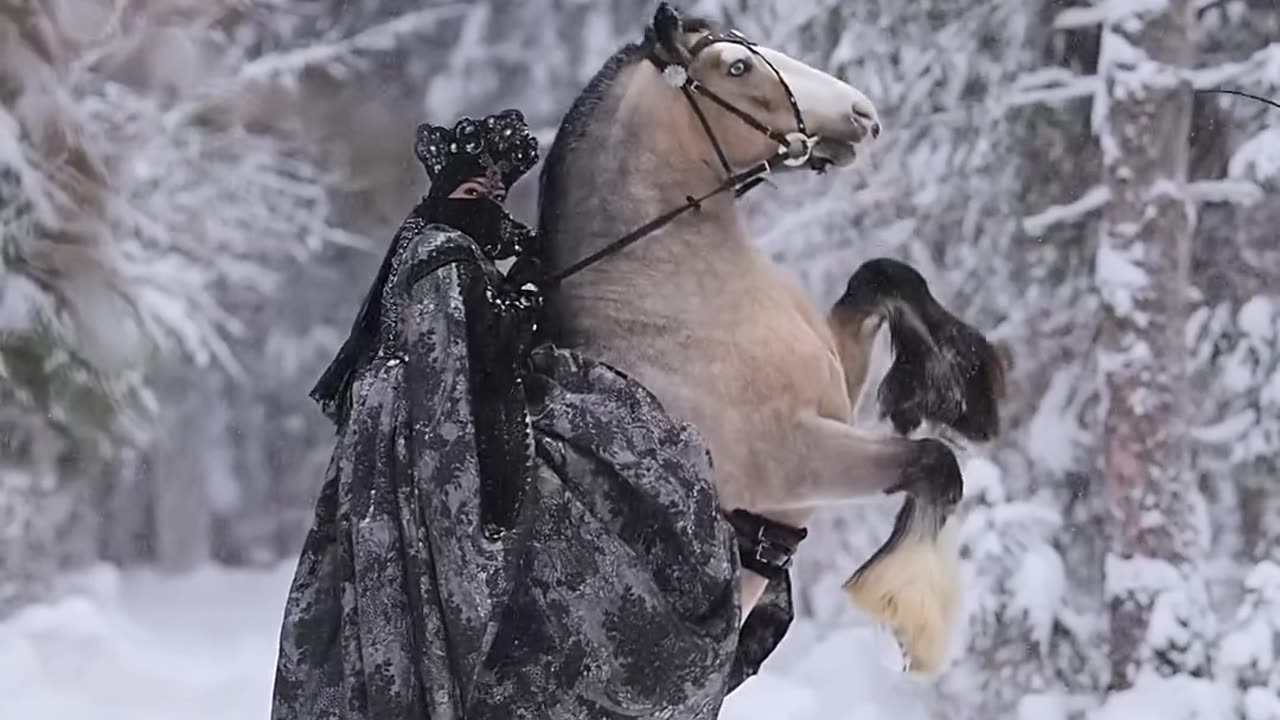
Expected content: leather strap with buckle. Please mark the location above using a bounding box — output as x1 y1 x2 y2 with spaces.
724 509 808 582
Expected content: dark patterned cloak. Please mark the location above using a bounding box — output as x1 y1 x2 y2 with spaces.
270 215 793 720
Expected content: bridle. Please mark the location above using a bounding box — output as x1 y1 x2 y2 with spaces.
545 30 818 286
654 30 817 180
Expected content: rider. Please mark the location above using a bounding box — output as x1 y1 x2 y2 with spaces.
274 109 794 720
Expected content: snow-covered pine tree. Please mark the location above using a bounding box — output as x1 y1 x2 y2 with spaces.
934 455 1096 720
1185 0 1280 575
74 0 481 570
1007 0 1280 714
1 0 154 613
189 0 645 565
1091 0 1214 695
1191 12 1280 708
0 0 351 599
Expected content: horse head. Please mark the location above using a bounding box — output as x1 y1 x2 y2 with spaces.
538 3 883 268
647 2 880 172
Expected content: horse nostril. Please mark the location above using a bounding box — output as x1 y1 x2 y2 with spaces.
850 104 880 139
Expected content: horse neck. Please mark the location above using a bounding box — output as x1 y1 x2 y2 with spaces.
547 78 753 295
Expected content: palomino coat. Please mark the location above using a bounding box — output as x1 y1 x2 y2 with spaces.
270 216 793 720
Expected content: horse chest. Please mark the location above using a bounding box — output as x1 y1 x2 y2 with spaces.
715 277 843 405
557 252 847 493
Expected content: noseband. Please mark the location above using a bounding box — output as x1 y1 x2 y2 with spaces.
545 30 817 286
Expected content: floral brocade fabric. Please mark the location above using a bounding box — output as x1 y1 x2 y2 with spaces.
270 222 793 720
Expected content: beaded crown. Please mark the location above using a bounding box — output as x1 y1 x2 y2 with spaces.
415 108 539 196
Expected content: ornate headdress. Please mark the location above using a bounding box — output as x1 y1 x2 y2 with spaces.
415 108 540 197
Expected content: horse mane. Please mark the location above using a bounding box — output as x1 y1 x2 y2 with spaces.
535 16 716 244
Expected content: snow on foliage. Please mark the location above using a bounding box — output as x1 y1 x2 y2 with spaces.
1023 185 1111 237
1188 292 1280 467
1229 128 1280 187
1218 561 1280 692
1095 239 1152 325
934 456 1094 718
0 0 396 614
0 0 353 451
1090 673 1235 720
1025 368 1093 477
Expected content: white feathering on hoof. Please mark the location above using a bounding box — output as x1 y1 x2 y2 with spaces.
842 510 963 675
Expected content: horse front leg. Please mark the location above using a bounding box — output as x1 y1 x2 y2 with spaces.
726 416 958 602
821 258 1007 674
729 419 959 625
753 414 962 512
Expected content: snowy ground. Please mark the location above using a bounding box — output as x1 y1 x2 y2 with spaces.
0 563 934 720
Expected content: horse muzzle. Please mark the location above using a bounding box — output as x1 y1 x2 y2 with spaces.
805 110 879 171
807 138 861 170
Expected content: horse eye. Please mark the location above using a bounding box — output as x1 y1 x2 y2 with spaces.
727 59 750 77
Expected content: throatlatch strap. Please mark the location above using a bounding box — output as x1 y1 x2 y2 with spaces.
724 509 808 582
683 85 734 177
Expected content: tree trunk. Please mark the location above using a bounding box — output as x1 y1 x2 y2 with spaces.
1094 0 1208 690
147 371 216 572
0 428 63 617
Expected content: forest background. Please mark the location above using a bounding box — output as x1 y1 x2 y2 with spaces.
2 0 1279 717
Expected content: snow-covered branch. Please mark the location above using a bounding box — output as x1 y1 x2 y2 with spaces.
1002 70 1099 110
164 3 471 128
1022 185 1111 236
1000 39 1280 115
1186 178 1264 205
1020 178 1261 236
237 3 470 84
1052 4 1109 31
1227 127 1280 186
1187 41 1280 90
1055 0 1226 30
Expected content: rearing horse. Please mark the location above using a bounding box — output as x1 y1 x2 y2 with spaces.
537 5 961 619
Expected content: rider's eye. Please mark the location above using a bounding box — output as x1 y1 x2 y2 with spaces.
727 59 750 77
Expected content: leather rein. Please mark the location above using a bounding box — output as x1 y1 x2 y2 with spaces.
544 30 817 287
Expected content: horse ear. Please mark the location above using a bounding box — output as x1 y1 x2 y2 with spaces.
650 2 692 65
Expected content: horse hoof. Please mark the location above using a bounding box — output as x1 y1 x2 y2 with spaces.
889 438 963 506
